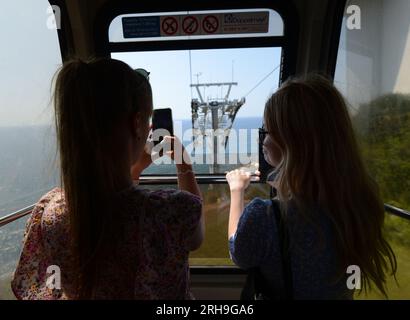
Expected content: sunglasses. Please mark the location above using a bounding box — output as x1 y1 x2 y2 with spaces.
258 127 270 144
135 68 150 81
259 127 269 135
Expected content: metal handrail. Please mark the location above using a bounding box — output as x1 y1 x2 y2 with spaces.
0 176 227 227
1 197 410 228
384 203 410 221
0 204 35 228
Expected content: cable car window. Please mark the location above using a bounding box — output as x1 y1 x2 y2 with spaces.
112 47 281 176
334 0 410 299
110 8 284 177
109 7 284 266
0 1 61 218
0 0 61 298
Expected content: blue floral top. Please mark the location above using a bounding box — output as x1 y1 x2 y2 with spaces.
229 198 352 299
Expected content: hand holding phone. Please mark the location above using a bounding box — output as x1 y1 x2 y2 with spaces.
152 108 174 145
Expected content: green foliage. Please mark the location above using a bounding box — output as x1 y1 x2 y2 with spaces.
352 93 410 299
190 183 270 264
353 93 410 211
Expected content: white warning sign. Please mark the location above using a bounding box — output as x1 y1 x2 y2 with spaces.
125 11 270 39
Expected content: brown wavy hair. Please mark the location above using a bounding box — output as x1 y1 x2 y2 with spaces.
53 58 152 299
264 74 396 297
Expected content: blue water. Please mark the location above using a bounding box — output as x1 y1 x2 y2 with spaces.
0 117 263 215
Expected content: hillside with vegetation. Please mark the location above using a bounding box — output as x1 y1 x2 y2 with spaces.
352 93 410 299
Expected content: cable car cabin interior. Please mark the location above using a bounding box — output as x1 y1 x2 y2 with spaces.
0 0 409 300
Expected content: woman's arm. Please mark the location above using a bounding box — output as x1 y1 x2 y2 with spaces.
176 163 201 197
176 163 204 251
228 189 245 239
131 142 153 182
160 135 201 198
164 136 204 250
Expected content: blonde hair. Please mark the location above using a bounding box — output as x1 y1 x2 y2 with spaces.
264 74 396 297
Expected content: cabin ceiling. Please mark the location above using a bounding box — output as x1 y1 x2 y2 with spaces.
50 0 346 76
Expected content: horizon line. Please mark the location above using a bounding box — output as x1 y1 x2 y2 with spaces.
0 116 263 128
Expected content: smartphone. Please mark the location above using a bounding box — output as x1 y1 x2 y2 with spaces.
152 108 174 145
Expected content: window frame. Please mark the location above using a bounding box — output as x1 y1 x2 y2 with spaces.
48 0 74 60
94 0 299 84
94 0 298 184
333 0 410 214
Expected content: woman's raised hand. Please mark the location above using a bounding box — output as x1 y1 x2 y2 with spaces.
226 168 260 192
156 135 192 165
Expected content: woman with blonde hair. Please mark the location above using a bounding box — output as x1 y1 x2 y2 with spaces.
12 58 204 299
226 75 396 299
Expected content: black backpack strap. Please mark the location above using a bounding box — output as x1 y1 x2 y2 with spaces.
240 200 294 300
271 199 293 300
240 267 258 300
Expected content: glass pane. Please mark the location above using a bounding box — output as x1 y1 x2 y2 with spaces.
0 216 28 300
334 0 410 299
142 183 270 266
109 9 284 43
113 47 281 175
0 0 61 300
0 0 62 219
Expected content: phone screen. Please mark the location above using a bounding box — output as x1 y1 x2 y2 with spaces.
152 108 174 145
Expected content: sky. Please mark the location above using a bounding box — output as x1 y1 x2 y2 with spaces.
0 0 281 126
0 0 62 127
112 47 281 120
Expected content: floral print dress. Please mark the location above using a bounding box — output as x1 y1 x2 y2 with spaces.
11 185 202 300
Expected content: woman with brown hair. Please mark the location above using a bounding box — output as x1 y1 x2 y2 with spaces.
226 75 396 299
12 58 204 299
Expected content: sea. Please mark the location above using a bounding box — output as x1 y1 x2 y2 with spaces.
0 117 263 218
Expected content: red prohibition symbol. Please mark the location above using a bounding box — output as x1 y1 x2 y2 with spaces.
182 16 199 34
202 15 219 34
162 17 178 35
